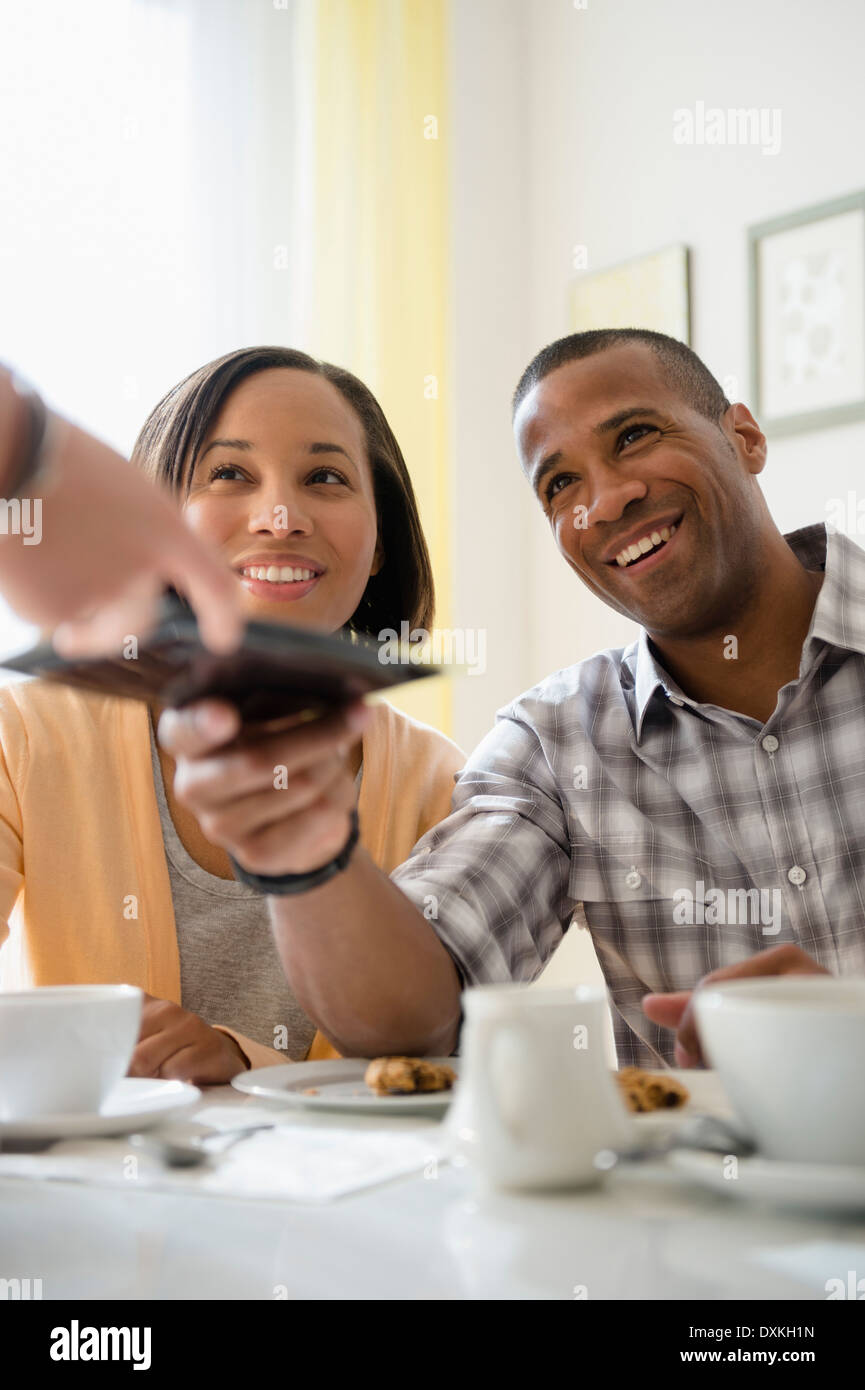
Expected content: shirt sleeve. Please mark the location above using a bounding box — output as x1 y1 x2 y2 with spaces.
390 704 575 987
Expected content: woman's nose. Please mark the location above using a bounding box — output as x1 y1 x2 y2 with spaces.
248 487 313 535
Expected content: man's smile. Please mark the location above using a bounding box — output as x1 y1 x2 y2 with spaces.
596 512 684 579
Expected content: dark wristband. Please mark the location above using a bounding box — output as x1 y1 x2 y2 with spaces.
228 810 360 896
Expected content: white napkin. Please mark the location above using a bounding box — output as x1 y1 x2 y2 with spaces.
0 1105 451 1203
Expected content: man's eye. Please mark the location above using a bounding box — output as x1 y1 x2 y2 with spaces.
545 473 579 503
618 424 656 449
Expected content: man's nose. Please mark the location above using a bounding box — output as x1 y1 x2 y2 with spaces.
585 473 647 526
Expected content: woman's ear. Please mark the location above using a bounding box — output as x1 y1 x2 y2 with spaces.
369 539 385 577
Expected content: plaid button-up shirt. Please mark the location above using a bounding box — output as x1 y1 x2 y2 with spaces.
392 523 865 1066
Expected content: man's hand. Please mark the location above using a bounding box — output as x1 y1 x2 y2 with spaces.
158 697 370 877
158 696 462 1062
642 943 830 1067
128 994 250 1084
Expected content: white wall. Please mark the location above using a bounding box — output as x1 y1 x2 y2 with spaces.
522 0 865 684
447 0 532 755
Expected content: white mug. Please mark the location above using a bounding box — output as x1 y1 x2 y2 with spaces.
454 984 633 1190
695 975 865 1165
0 984 143 1119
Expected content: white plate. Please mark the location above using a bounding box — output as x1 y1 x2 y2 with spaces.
0 1078 201 1140
232 1059 459 1115
629 1068 733 1130
670 1149 865 1213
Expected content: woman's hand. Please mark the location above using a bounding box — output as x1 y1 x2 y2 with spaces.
158 697 370 878
127 994 250 1084
0 370 243 656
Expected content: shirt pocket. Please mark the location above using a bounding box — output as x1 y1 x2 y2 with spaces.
566 836 765 994
567 834 706 906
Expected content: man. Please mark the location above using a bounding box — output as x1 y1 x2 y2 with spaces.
162 329 850 1069
0 364 241 654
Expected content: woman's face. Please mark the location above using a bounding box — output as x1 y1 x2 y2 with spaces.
183 368 382 632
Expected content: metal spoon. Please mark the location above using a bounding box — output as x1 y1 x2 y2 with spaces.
596 1113 756 1170
129 1120 276 1168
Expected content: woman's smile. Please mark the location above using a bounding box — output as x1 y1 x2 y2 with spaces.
235 551 326 604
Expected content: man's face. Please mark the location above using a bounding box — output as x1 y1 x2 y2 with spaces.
514 344 768 639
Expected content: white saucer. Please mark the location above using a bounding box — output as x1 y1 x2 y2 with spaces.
232 1059 458 1115
670 1148 865 1213
0 1078 201 1140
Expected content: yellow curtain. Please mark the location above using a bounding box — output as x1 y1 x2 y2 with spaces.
308 0 451 735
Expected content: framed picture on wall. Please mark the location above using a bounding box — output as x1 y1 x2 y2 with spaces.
571 244 691 343
749 191 865 436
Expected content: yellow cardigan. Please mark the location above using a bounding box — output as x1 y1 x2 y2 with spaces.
0 681 464 1070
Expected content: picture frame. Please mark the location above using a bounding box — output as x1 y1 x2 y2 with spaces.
571 244 691 344
748 191 865 436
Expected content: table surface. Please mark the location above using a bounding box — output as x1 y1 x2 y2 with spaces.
2 1084 864 1300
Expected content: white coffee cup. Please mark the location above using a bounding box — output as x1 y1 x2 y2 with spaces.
0 984 142 1119
694 975 865 1165
453 984 633 1190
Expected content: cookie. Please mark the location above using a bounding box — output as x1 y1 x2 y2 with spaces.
364 1056 456 1096
614 1066 689 1113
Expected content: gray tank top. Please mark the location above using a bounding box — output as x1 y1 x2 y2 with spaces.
147 719 319 1060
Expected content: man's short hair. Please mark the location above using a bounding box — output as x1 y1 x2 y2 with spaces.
512 328 731 425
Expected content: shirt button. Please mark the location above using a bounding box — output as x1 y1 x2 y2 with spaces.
625 868 642 889
762 735 779 753
787 865 807 886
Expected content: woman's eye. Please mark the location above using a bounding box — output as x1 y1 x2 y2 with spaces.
545 473 578 503
208 464 246 482
619 423 656 449
308 467 348 486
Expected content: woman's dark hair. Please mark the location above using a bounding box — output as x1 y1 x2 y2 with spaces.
131 346 434 636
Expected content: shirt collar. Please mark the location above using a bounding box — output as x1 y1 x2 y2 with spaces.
805 523 865 657
632 628 688 741
631 522 865 741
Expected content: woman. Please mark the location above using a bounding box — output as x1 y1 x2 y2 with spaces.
0 347 463 1081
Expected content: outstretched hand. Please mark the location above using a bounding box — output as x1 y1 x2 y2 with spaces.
0 371 243 656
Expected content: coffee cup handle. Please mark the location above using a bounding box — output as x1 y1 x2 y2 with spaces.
474 1015 536 1147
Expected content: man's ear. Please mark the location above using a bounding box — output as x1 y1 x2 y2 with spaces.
726 403 767 476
